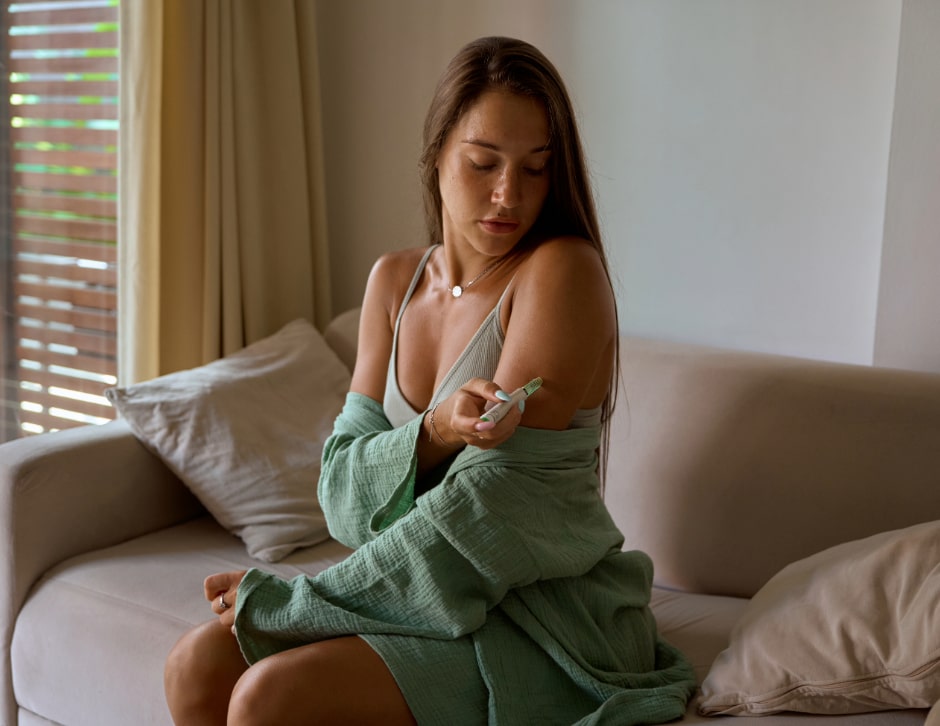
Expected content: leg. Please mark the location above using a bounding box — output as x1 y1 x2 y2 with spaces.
165 619 249 726
228 636 417 726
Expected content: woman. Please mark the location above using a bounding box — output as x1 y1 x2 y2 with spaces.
165 36 694 725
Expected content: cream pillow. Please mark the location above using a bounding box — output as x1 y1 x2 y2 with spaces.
106 319 350 562
699 519 940 716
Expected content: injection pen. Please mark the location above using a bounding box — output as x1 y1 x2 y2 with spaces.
479 377 543 425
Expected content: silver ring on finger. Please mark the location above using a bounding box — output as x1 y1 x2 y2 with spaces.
219 595 229 611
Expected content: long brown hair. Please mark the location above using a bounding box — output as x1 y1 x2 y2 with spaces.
419 37 620 486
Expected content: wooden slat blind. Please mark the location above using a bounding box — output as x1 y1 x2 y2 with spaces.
1 0 119 441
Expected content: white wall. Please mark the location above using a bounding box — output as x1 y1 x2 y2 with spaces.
573 2 899 365
874 0 940 372
316 1 937 370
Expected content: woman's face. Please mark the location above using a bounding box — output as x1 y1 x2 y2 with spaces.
437 90 551 256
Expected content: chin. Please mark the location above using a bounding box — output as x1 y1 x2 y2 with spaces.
480 238 524 257
478 227 534 253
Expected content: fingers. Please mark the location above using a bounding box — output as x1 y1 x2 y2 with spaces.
459 377 507 404
203 571 247 618
204 570 248 599
204 572 230 601
200 572 245 636
209 586 237 630
473 404 523 449
427 378 527 452
216 606 236 630
448 379 524 449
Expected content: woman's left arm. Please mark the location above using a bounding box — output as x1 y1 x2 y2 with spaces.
494 238 617 430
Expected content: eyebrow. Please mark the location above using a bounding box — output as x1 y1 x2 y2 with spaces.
461 138 552 154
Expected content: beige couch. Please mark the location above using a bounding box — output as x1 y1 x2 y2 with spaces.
2 307 939 725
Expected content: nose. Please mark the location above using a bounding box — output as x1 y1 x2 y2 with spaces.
491 167 522 208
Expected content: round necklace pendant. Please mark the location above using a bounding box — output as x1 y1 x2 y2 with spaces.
451 285 463 298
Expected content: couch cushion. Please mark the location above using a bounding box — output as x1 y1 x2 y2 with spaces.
106 318 351 563
11 517 352 726
650 587 748 685
16 710 57 726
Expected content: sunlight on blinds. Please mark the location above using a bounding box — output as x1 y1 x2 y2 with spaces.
2 0 119 439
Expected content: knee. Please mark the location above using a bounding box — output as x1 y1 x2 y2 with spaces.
229 658 330 726
165 620 243 722
228 660 281 726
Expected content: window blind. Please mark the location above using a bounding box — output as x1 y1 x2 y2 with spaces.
1 0 119 441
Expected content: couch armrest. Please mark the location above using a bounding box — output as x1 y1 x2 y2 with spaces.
0 419 205 723
1 418 203 619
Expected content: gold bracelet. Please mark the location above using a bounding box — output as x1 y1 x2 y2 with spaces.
427 403 449 446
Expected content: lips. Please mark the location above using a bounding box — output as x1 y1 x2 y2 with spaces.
480 218 520 234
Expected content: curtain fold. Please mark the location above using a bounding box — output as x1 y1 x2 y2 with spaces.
118 0 331 385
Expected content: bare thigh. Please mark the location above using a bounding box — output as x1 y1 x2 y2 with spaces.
229 635 417 726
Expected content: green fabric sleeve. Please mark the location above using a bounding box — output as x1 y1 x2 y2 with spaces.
316 392 424 548
234 504 506 663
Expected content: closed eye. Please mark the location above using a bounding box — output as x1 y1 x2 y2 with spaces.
469 160 496 172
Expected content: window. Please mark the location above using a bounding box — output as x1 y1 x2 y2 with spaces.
1 0 119 443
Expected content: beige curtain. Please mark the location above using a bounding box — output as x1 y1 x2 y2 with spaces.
118 0 331 384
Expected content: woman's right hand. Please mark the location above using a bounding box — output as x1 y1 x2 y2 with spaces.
428 378 524 452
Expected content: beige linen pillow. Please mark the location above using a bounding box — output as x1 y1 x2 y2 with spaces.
106 319 350 562
699 519 940 716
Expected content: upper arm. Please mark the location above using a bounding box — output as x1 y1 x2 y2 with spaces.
495 239 617 430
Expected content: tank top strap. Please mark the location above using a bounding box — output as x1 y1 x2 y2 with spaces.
384 246 437 426
394 245 437 329
389 245 438 379
493 272 515 316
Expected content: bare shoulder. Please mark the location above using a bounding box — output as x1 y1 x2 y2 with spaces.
351 246 431 400
513 237 616 325
531 235 609 275
372 245 430 271
366 246 431 304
